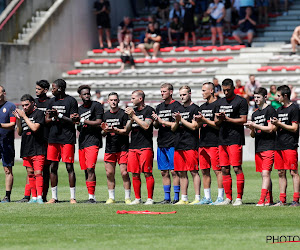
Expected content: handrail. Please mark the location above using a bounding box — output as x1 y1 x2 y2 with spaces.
0 0 25 31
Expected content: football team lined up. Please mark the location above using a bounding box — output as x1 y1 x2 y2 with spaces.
0 78 299 206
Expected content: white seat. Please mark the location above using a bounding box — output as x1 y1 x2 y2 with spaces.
94 69 107 75
177 68 191 74
205 67 219 73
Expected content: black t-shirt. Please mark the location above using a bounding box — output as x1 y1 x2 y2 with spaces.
199 100 219 147
240 12 256 32
103 109 129 153
130 105 155 149
35 97 50 142
276 103 299 150
217 95 248 145
183 2 195 19
155 100 181 148
158 0 170 9
170 21 183 31
47 95 78 145
78 101 104 149
146 28 161 44
174 103 199 150
119 21 134 30
94 1 110 20
20 109 46 158
251 105 277 152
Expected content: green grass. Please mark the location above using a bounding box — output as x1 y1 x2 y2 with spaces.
0 161 299 249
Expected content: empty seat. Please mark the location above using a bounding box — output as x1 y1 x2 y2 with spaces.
94 59 109 64
218 56 233 61
92 49 103 54
204 57 218 62
108 69 121 75
188 46 203 52
149 58 162 63
231 45 246 50
164 68 178 74
287 66 300 71
150 68 163 74
191 68 205 73
162 58 177 63
175 46 189 52
190 57 204 62
271 66 287 71
94 69 107 75
216 45 231 51
176 57 191 63
67 69 82 75
136 68 149 74
177 68 191 74
202 46 217 51
257 66 272 72
108 59 121 64
80 59 95 64
205 67 218 73
160 47 173 52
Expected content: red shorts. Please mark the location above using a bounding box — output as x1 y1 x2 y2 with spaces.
23 155 45 171
174 150 199 171
199 147 221 171
219 144 243 167
47 143 75 163
104 151 128 165
127 149 153 174
255 150 274 172
79 145 99 170
274 149 298 170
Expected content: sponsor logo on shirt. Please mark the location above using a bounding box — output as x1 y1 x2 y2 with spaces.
219 105 233 117
53 105 66 114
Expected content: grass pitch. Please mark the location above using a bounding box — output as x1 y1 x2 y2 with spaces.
0 161 299 249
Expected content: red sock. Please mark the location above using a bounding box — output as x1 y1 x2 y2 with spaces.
222 175 232 200
259 189 268 202
35 174 43 197
266 190 273 204
28 174 37 198
86 181 96 195
280 193 286 203
132 176 141 199
146 176 155 199
24 183 31 196
293 192 300 202
236 173 245 199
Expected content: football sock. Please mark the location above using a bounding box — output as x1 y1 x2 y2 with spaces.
195 195 201 201
51 186 57 200
28 174 37 198
125 189 131 200
259 189 268 202
108 189 115 200
293 192 299 202
146 176 155 199
37 195 42 199
266 190 273 203
163 185 171 201
35 174 43 197
70 187 76 200
236 173 245 199
24 183 31 197
279 193 286 203
181 194 188 201
222 175 232 200
132 176 141 199
86 181 96 196
173 185 180 200
5 191 11 200
204 188 211 199
218 188 224 199
32 197 37 200
89 194 95 200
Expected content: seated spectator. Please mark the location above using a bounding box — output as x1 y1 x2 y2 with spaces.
232 6 256 47
267 85 282 109
93 90 104 104
234 79 248 99
139 15 160 43
207 0 225 46
117 16 134 45
290 26 300 55
213 77 222 98
180 0 196 46
119 34 136 71
157 0 170 25
245 74 261 101
199 12 211 36
138 22 162 59
257 0 269 24
168 16 183 47
169 1 185 23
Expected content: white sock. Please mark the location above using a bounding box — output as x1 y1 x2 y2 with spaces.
181 194 188 201
89 194 95 200
108 189 115 200
125 189 131 199
218 188 224 198
37 195 42 199
32 197 37 200
195 195 201 201
70 187 76 199
51 186 57 200
204 188 211 199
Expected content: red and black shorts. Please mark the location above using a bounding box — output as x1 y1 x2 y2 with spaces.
274 149 298 170
104 151 128 165
79 145 99 170
47 143 75 163
127 148 153 174
23 155 45 171
219 144 243 167
174 150 199 172
199 147 221 171
255 150 274 172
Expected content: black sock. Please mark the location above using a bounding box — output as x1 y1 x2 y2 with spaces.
24 195 30 200
6 191 11 199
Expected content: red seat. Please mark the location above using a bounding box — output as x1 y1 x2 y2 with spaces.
133 39 140 43
163 68 178 74
191 68 205 73
162 58 176 63
108 69 121 75
216 45 231 51
67 69 82 75
94 59 109 64
286 66 300 71
203 46 217 51
204 57 218 62
80 59 94 64
231 45 246 50
134 58 147 64
104 48 119 53
134 48 141 53
175 46 189 52
134 27 146 32
271 66 287 71
160 47 173 52
92 49 103 54
188 46 203 51
108 59 121 64
200 37 211 41
218 56 233 62
148 58 162 63
190 57 204 62
257 66 272 72
176 57 191 63
148 48 154 52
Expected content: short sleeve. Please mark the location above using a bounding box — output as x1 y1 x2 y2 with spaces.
290 105 299 123
95 102 104 119
35 111 45 125
239 98 248 116
70 97 78 115
145 106 154 120
266 106 277 122
8 103 16 118
122 112 129 126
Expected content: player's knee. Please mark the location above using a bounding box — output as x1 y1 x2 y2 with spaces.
121 170 129 179
290 170 299 177
66 164 74 173
278 170 286 178
161 170 169 178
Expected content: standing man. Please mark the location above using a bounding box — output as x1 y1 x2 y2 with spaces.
152 83 181 204
172 86 201 205
271 85 300 206
14 94 46 204
245 87 276 206
0 86 16 202
102 92 131 204
215 78 248 206
125 90 155 205
45 79 78 204
195 82 224 205
77 85 103 203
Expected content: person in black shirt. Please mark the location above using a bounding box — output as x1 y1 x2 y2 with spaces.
180 0 196 46
45 79 78 204
168 16 183 47
271 85 300 207
14 94 46 204
125 90 155 205
151 83 181 204
245 87 276 206
215 78 248 206
117 16 134 45
77 85 103 203
102 92 131 204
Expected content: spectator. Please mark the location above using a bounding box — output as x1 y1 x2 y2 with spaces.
289 84 298 103
257 0 268 24
207 0 225 46
168 16 183 47
239 0 254 17
268 85 282 110
180 0 196 46
290 26 300 55
169 2 185 22
117 16 134 45
119 34 136 71
223 0 233 36
232 6 256 47
138 22 162 59
245 74 261 101
93 0 112 49
157 0 170 25
199 12 211 36
93 90 105 104
213 77 222 98
139 15 160 44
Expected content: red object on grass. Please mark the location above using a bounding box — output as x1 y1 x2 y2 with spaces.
116 210 177 214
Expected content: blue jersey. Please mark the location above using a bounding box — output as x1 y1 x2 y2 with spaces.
0 101 16 141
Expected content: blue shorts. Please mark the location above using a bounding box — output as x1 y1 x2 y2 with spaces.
0 140 14 167
157 147 175 170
